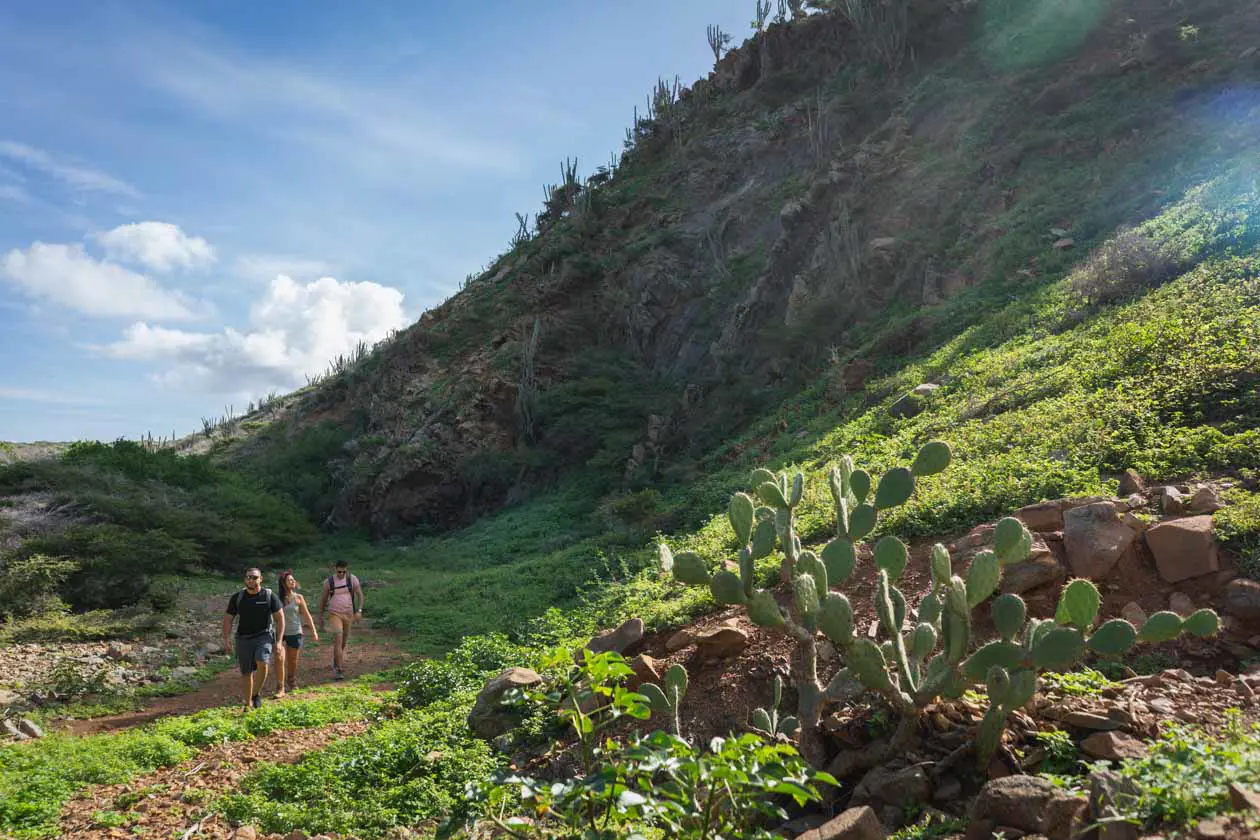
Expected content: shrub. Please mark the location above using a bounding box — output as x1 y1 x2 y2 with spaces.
1068 229 1183 307
0 553 77 620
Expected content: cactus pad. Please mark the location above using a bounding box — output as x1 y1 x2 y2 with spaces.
819 593 855 646
1032 626 1086 670
850 469 872 504
849 503 877 540
751 519 777 560
821 538 858 585
710 570 748 605
750 468 776 489
965 550 1001 608
739 549 755 596
874 467 915 509
1055 578 1102 630
748 589 785 627
994 517 1032 564
1182 608 1220 638
874 536 910 580
673 551 711 585
1137 610 1184 643
1087 619 1138 656
963 640 1025 682
930 543 952 587
729 492 755 544
750 707 773 733
664 663 688 701
991 593 1027 641
778 715 800 736
640 682 670 715
789 472 804 507
919 591 942 624
912 622 938 659
798 551 829 595
794 572 820 617
849 638 894 693
986 665 1012 703
943 577 971 663
758 481 789 510
911 440 952 476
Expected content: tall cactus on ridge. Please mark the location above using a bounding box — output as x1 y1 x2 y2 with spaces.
662 442 1222 771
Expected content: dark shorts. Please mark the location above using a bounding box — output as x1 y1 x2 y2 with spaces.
236 632 274 674
283 633 303 650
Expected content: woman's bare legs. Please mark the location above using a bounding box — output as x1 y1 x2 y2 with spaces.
274 646 287 698
286 644 301 691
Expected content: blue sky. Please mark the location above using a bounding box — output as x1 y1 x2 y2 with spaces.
0 0 753 443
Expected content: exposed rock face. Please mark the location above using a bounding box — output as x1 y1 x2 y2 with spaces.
966 776 1085 840
468 668 542 739
1063 502 1136 579
1144 516 1219 583
1081 731 1147 761
999 539 1066 595
1225 579 1260 623
1117 469 1145 496
1016 501 1065 533
693 626 749 660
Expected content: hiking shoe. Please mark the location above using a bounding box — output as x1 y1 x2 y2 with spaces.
334 668 346 681
252 694 262 709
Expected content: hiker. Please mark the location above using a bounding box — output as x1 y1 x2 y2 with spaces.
318 559 363 680
222 567 284 712
273 570 319 698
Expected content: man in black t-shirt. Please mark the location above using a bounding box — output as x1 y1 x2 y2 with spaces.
222 567 285 712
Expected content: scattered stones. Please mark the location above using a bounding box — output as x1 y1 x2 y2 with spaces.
1016 501 1065 533
1225 579 1260 623
170 666 199 680
1120 602 1148 627
1061 711 1122 731
966 775 1085 840
582 618 645 658
1063 502 1137 579
1159 486 1187 515
693 627 749 660
1052 238 1075 249
1117 469 1145 496
467 667 542 739
1195 817 1228 839
105 642 130 661
231 827 258 840
1169 592 1196 616
1078 772 1142 840
1080 731 1147 761
1 719 23 740
999 551 1066 595
851 765 932 827
794 805 885 840
1145 516 1219 583
1216 670 1235 686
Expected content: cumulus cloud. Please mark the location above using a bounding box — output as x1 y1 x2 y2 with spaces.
101 274 409 394
96 221 215 272
1 241 201 320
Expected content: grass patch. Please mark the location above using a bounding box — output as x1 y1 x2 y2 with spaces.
1214 487 1260 578
0 684 377 839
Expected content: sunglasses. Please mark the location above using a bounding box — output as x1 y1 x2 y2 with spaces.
245 574 261 580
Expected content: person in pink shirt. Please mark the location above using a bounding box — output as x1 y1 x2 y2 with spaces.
317 559 364 679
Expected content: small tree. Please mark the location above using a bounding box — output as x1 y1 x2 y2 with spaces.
662 443 1221 770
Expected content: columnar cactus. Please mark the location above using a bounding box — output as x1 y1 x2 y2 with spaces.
662 442 1222 770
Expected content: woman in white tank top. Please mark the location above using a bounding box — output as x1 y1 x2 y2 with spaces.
274 571 319 697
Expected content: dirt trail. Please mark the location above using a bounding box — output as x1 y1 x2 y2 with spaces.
64 617 411 736
59 720 370 839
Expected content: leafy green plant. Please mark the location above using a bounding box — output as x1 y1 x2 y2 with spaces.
663 444 1221 770
452 649 835 840
1040 667 1117 697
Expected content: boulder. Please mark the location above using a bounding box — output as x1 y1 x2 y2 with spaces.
851 764 932 823
1159 486 1187 515
1076 772 1142 840
16 719 43 739
889 384 939 419
1168 592 1196 617
1080 731 1147 761
467 668 542 739
966 776 1085 840
666 629 697 652
1120 602 1148 627
626 654 662 689
693 627 749 660
1117 470 1145 496
794 806 885 840
1228 782 1260 813
231 828 258 840
1189 486 1224 514
1063 502 1137 579
171 666 199 680
1225 580 1260 623
1145 516 1219 583
1 719 23 740
1015 502 1063 533
999 543 1066 595
582 618 645 658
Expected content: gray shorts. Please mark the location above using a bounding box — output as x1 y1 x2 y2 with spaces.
236 632 274 674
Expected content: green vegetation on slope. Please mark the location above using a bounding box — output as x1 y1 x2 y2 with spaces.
0 440 316 625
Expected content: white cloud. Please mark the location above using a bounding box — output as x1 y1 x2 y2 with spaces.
0 140 140 197
101 274 409 394
1 241 201 320
235 253 333 281
0 386 106 406
96 221 215 272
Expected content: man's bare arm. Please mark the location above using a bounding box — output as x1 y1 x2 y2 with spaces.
222 614 233 651
353 578 365 614
272 609 285 640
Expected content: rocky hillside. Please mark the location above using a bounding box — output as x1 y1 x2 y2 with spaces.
220 0 1260 538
